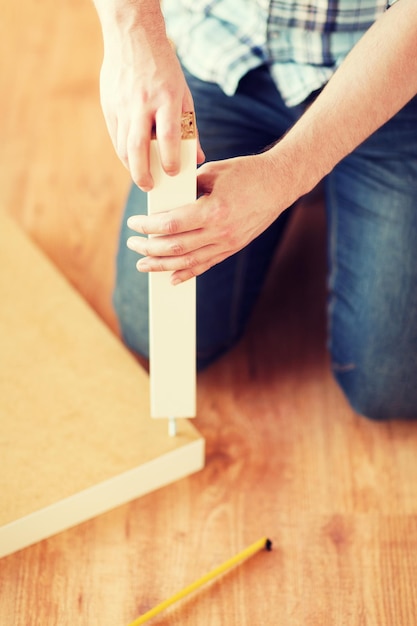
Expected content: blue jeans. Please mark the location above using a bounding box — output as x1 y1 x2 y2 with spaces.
113 66 417 421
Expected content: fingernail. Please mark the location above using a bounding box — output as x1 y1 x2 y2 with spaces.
127 217 139 228
166 166 179 177
137 261 150 272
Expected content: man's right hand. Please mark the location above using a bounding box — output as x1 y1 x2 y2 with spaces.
93 0 205 190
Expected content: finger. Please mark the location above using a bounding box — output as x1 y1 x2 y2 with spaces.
170 253 225 284
126 234 148 257
154 104 182 176
196 163 217 196
127 229 204 258
127 199 206 236
170 265 210 285
134 243 217 273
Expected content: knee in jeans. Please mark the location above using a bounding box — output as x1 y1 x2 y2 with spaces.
333 366 395 422
112 286 150 359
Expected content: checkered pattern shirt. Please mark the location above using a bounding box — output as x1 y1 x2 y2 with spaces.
164 0 395 106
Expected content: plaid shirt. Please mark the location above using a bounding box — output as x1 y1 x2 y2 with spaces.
164 0 393 106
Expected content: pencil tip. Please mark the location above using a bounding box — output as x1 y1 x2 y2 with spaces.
265 538 273 551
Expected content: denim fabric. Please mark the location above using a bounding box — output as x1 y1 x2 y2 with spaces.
325 100 417 420
113 65 417 420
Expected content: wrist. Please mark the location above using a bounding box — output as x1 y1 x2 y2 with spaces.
265 137 320 210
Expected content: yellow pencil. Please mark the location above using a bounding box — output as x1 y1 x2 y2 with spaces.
128 537 272 626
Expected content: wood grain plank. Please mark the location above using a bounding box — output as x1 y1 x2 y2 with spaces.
0 212 204 558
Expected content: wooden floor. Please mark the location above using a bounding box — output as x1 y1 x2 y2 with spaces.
1 1 417 624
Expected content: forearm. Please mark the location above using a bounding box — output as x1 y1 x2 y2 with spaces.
92 0 165 36
271 0 417 199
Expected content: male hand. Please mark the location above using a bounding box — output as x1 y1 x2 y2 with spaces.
96 2 204 190
126 152 291 283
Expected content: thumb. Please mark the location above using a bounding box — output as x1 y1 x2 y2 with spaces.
196 162 217 196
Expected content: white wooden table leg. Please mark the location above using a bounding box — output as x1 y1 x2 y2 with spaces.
148 113 197 423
